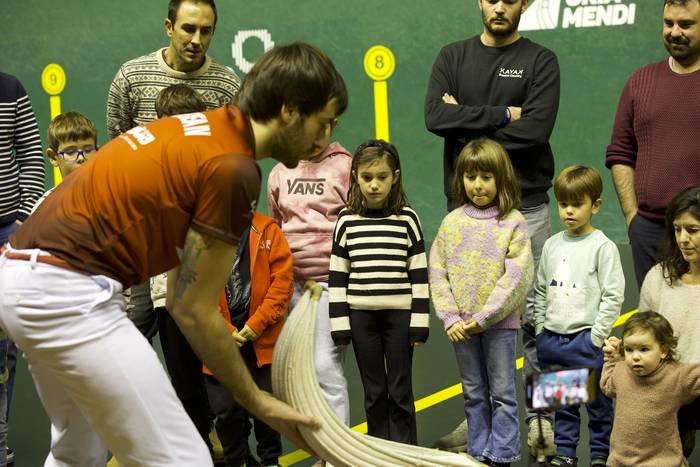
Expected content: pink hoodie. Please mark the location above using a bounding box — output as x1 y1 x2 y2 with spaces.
267 142 352 282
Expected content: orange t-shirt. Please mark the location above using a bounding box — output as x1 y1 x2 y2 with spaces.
12 106 260 287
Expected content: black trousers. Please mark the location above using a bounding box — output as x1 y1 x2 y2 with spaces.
157 308 212 452
350 310 417 445
628 213 665 289
679 397 700 457
205 343 281 466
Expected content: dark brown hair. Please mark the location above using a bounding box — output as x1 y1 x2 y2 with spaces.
168 0 217 28
621 311 678 362
452 137 520 219
553 165 603 203
236 42 348 122
47 111 97 150
155 84 206 118
347 139 408 217
664 0 698 7
659 186 700 284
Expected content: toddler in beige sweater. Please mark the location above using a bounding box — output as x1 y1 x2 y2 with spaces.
601 311 700 467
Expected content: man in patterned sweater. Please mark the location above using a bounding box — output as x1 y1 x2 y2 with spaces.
107 0 240 139
106 0 241 453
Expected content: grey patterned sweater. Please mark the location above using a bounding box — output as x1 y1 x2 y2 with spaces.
106 48 240 139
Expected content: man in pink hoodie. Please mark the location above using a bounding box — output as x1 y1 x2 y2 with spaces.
268 132 352 449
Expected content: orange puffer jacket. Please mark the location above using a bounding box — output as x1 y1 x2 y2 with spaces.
204 211 293 374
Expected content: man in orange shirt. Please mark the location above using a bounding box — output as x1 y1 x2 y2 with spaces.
0 42 346 467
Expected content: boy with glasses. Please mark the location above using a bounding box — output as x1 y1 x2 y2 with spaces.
31 112 98 213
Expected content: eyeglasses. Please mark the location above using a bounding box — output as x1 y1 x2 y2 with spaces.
57 146 99 163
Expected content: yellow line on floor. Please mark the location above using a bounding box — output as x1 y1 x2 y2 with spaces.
278 309 636 466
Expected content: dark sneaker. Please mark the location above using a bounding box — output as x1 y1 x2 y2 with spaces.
550 455 578 466
590 456 607 467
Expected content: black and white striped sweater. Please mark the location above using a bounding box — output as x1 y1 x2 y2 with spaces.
0 72 44 225
329 207 430 345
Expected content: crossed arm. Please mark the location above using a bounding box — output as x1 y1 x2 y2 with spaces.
166 228 319 452
424 47 560 151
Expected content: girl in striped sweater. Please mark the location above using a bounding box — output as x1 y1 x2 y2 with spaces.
329 139 429 445
429 138 534 467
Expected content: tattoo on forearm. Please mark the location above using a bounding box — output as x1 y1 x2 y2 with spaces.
175 231 215 300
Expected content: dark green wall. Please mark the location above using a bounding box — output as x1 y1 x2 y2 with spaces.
0 1 670 464
0 0 665 244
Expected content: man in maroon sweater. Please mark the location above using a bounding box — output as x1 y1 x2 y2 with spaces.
606 0 700 288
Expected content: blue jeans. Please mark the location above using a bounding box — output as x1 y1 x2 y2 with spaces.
454 328 520 463
536 328 613 459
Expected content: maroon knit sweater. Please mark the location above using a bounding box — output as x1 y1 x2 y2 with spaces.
605 59 700 222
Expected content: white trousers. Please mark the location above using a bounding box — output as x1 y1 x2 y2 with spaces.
291 281 349 425
0 249 212 467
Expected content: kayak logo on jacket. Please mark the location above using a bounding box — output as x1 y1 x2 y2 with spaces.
499 68 524 79
286 178 326 196
519 0 636 31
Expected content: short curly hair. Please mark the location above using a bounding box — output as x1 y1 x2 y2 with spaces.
621 311 678 362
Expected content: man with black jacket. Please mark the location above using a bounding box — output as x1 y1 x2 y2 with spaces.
424 0 560 458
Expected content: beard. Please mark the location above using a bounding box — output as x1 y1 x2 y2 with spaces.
268 118 313 169
664 37 697 63
482 9 522 37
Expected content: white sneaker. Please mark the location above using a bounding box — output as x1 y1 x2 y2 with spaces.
527 417 556 457
431 420 468 453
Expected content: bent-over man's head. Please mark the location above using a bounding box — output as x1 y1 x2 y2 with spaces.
237 42 349 168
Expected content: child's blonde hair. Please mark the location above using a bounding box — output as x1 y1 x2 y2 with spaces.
347 139 408 216
621 311 678 362
553 165 603 203
452 137 520 219
47 111 97 150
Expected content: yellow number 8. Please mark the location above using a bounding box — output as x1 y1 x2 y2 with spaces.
364 46 395 82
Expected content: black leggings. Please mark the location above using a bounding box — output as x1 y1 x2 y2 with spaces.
679 397 700 457
350 310 417 444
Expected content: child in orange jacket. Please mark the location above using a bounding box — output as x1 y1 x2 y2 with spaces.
204 211 293 467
